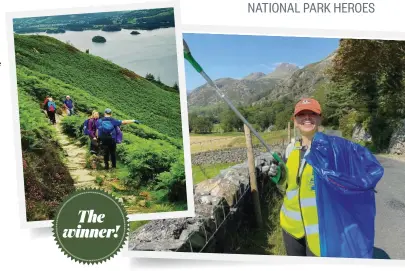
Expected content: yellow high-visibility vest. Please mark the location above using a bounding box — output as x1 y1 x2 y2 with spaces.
280 140 320 256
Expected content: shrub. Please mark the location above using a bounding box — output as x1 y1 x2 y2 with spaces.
19 89 75 220
60 115 89 145
116 133 180 187
155 155 186 202
339 110 359 138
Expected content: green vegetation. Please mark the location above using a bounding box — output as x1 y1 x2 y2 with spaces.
233 183 286 255
16 34 187 220
189 97 295 135
15 34 181 138
46 29 65 34
19 90 75 221
92 35 106 43
144 73 179 94
322 39 405 151
102 25 121 32
13 8 175 34
192 162 238 185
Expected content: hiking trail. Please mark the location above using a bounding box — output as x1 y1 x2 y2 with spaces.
54 113 99 189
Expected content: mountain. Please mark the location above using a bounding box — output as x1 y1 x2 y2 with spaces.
187 76 276 108
243 72 266 81
261 63 299 80
254 53 335 104
187 63 299 108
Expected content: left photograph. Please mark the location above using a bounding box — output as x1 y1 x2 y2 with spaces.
7 2 193 226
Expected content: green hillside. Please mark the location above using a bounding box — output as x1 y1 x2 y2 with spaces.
15 34 181 138
15 34 186 221
19 89 75 221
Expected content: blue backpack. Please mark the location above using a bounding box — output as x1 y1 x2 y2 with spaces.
99 118 116 139
83 119 90 135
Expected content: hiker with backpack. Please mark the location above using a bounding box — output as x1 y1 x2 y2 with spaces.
63 95 74 116
83 110 100 155
43 95 50 110
43 95 50 118
47 97 57 125
96 108 141 170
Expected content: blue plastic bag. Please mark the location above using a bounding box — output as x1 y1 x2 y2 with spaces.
304 132 384 258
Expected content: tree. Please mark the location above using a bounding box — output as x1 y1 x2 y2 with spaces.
145 73 155 81
219 108 245 132
189 113 213 134
275 109 292 130
328 39 405 150
172 82 179 91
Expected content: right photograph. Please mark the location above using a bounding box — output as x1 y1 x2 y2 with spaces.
128 32 405 260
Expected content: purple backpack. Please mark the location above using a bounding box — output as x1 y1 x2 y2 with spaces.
115 126 123 144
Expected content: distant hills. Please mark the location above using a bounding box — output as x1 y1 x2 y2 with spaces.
13 8 175 34
187 54 334 109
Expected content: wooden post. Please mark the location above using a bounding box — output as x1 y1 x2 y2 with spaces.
287 121 291 143
243 124 263 228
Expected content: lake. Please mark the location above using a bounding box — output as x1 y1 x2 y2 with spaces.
26 27 179 87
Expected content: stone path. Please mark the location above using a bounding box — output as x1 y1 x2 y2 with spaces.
54 114 99 189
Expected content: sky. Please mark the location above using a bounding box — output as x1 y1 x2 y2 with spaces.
183 33 340 91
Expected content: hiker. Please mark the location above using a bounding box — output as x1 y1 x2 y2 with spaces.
43 95 50 111
268 98 383 258
83 111 100 155
63 95 74 116
43 95 50 118
47 97 57 125
96 108 141 170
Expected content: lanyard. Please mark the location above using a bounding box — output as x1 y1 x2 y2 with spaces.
297 146 310 184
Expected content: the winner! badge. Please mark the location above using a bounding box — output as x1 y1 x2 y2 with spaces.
52 188 129 264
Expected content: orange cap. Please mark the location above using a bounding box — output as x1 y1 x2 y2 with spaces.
294 98 321 116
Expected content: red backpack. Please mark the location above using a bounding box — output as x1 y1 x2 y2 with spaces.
48 101 56 112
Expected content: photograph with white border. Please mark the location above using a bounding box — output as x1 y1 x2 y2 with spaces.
125 25 405 264
6 0 195 229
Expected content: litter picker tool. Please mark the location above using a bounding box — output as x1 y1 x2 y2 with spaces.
183 39 285 184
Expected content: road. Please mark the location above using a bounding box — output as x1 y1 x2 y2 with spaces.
373 155 405 260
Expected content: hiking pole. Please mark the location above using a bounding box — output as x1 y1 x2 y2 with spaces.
183 39 285 183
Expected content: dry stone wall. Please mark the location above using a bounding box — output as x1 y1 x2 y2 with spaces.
129 152 276 253
191 143 287 165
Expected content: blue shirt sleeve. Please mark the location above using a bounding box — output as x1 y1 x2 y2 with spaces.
112 119 122 126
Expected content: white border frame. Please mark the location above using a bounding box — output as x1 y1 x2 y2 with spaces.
124 24 405 267
5 0 195 229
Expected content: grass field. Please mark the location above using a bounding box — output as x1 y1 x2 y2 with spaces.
190 129 289 154
192 162 239 185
